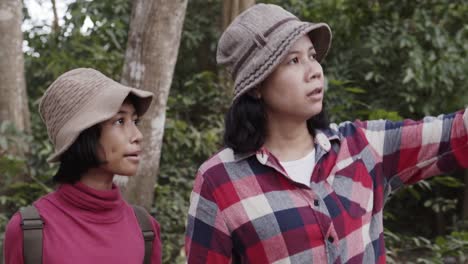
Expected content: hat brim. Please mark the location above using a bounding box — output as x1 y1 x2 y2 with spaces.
47 84 153 163
233 21 332 102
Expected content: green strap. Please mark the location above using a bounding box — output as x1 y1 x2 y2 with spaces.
20 205 43 264
132 205 155 264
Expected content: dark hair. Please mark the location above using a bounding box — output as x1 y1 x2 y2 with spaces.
53 124 104 184
223 94 329 154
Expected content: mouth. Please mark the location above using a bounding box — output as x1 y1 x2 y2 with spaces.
307 87 323 97
124 151 141 162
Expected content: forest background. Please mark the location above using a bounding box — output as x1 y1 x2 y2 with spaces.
0 0 467 263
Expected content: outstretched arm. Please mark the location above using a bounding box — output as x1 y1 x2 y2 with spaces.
356 109 468 189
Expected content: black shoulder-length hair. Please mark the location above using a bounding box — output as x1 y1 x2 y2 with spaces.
223 94 329 154
52 124 104 184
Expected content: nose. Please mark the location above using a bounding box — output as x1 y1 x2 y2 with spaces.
131 124 143 143
305 59 322 82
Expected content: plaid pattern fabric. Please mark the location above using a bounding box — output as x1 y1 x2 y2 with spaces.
185 110 468 263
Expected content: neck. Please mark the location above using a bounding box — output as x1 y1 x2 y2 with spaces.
263 113 314 162
79 168 114 191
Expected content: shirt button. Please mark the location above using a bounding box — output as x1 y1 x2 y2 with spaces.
313 200 319 206
327 236 334 243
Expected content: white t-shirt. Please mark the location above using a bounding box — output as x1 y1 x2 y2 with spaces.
280 149 316 186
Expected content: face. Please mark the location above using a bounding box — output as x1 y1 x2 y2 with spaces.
97 100 143 176
259 35 324 122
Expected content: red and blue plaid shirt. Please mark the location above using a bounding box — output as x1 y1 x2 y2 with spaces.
185 110 468 263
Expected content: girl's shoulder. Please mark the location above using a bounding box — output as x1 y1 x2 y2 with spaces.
5 211 22 235
4 191 54 237
4 211 24 263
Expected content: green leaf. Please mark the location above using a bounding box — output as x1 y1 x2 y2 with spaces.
344 87 366 94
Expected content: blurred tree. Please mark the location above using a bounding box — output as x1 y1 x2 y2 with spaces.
0 1 30 260
0 0 30 134
50 0 60 33
119 0 189 210
222 0 255 30
153 1 225 261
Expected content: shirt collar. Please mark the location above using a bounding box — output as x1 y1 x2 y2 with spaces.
232 126 341 163
315 126 341 152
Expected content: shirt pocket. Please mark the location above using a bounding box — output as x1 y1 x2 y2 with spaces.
330 158 374 218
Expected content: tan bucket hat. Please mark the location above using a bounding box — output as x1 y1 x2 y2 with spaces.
217 3 332 101
39 68 153 162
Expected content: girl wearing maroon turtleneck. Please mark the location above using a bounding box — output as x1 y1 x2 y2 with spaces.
3 68 161 264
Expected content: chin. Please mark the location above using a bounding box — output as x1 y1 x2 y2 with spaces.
312 105 323 115
114 168 138 177
120 171 137 176
305 108 322 119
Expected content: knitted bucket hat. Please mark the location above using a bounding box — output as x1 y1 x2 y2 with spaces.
217 3 332 101
39 68 153 163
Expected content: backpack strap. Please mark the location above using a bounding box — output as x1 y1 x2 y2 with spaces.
132 205 155 264
19 205 43 264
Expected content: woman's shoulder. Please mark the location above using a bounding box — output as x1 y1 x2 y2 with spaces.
328 119 385 137
198 147 237 175
196 147 261 189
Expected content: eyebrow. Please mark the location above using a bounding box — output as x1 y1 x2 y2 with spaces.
117 110 138 116
287 46 316 55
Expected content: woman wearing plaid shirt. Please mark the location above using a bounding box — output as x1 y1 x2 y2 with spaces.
185 4 468 264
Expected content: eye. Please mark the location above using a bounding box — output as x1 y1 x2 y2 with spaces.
287 57 299 65
114 118 125 125
133 118 141 126
309 52 317 60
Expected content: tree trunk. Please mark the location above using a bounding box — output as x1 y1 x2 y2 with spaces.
0 1 30 259
222 0 255 30
0 0 30 133
50 0 60 33
116 0 188 210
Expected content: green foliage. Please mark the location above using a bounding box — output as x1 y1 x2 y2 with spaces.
175 0 221 77
265 0 468 117
0 122 28 180
156 70 228 262
154 1 226 261
325 79 369 122
0 121 51 235
385 229 468 263
359 1 468 116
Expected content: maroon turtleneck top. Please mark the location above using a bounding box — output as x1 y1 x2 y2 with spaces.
4 182 161 264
